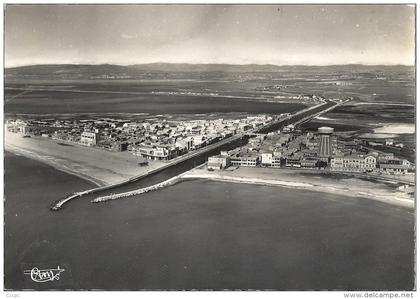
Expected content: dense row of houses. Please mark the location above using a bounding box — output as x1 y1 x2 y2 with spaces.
209 147 411 175
208 127 413 175
7 117 413 175
6 114 277 160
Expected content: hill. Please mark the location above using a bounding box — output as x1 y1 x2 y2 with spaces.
5 63 414 80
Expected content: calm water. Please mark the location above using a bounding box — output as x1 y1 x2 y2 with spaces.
4 89 305 115
4 152 415 290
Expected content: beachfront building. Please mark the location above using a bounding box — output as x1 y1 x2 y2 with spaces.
230 154 260 167
379 158 411 175
261 152 282 168
330 153 344 169
20 125 30 136
285 156 302 168
331 154 377 172
110 142 128 152
207 155 231 170
300 157 318 168
80 130 99 147
133 144 178 161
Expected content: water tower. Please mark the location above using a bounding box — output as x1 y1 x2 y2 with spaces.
317 127 334 158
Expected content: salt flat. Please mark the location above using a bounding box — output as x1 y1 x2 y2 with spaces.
374 123 415 134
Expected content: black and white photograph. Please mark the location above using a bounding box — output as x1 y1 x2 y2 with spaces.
2 2 417 294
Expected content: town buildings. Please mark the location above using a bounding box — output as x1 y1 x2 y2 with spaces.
5 116 414 177
6 114 274 161
206 125 413 176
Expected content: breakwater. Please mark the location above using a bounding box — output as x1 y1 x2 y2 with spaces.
91 175 185 203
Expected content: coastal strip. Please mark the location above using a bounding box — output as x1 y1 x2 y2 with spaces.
90 168 414 209
8 99 341 211
91 166 414 208
53 99 343 210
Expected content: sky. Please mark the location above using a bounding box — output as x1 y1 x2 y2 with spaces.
4 4 415 67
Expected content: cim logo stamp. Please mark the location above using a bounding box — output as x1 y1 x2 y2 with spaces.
24 266 65 283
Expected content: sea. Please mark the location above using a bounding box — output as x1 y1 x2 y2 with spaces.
4 151 415 290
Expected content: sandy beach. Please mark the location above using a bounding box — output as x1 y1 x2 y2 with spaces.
181 166 415 209
5 130 164 186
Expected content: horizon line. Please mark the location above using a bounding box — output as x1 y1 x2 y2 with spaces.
5 61 415 69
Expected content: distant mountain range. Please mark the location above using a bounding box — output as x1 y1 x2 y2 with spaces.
5 63 414 80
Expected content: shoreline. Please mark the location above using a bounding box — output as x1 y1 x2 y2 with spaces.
180 167 414 209
5 131 415 210
4 130 166 186
5 147 105 187
6 142 415 210
91 168 414 209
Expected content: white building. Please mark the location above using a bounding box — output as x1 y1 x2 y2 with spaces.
207 155 231 170
135 145 176 161
261 152 282 168
80 131 98 147
231 155 260 167
331 154 376 172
